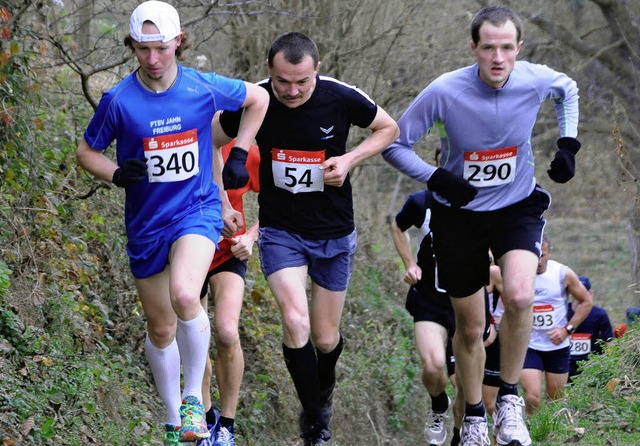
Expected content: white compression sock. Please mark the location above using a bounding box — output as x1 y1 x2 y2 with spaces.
145 335 182 425
176 308 210 401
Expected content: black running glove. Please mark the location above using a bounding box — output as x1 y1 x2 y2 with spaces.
222 146 249 189
112 158 148 188
427 168 478 208
548 137 581 183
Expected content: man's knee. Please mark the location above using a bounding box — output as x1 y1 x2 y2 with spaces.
312 331 340 353
147 323 177 346
214 323 240 350
282 310 310 336
524 391 541 411
171 284 202 311
503 293 533 314
421 351 446 376
457 322 486 345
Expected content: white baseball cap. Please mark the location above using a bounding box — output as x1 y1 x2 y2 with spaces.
129 1 181 43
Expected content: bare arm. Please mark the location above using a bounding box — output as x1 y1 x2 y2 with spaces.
212 111 234 150
564 269 593 329
76 138 118 183
322 106 400 187
390 219 421 285
549 268 593 345
230 219 259 261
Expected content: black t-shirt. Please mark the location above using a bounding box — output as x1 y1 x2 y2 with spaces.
220 75 378 239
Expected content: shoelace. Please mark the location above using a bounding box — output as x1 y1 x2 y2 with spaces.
180 398 206 431
165 431 180 441
461 418 489 446
428 410 446 431
216 427 235 445
497 396 526 431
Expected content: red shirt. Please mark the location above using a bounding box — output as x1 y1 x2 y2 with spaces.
209 142 260 271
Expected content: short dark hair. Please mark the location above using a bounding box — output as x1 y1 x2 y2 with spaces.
267 32 319 68
124 30 191 60
471 5 523 45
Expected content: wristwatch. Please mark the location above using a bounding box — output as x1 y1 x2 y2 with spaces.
565 324 576 334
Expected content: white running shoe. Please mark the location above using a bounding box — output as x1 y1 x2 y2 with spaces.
424 396 451 445
493 395 531 446
460 416 490 446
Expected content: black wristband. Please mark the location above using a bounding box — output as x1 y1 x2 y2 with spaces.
557 137 581 155
228 146 248 163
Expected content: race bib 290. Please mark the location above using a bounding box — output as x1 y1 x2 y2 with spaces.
463 146 517 187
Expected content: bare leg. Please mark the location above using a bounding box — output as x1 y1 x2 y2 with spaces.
450 289 487 407
211 272 245 419
519 368 542 414
497 250 537 385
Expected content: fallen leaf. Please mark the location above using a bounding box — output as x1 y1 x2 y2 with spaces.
605 377 620 392
20 416 34 436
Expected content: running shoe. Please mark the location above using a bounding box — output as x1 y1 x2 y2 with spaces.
302 426 331 446
424 396 451 445
213 426 236 446
493 395 531 446
163 423 191 446
460 416 490 446
299 401 332 446
196 408 221 446
195 423 219 446
179 395 210 442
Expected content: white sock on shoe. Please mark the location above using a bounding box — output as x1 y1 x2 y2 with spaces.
176 308 210 401
145 335 182 425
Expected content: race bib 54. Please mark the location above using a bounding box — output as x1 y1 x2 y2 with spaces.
272 148 325 194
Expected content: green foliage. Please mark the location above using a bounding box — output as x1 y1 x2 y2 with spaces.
0 262 11 298
0 5 145 444
528 325 640 445
528 402 562 442
1 1 639 444
0 19 40 194
336 266 425 437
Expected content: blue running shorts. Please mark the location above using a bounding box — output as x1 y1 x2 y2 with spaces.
523 346 570 373
127 208 223 279
257 226 357 292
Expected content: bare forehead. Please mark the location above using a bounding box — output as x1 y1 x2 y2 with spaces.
477 20 519 44
271 53 317 80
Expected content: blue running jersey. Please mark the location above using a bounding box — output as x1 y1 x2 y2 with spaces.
84 65 246 241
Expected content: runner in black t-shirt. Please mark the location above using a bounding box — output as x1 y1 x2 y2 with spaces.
214 32 399 445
